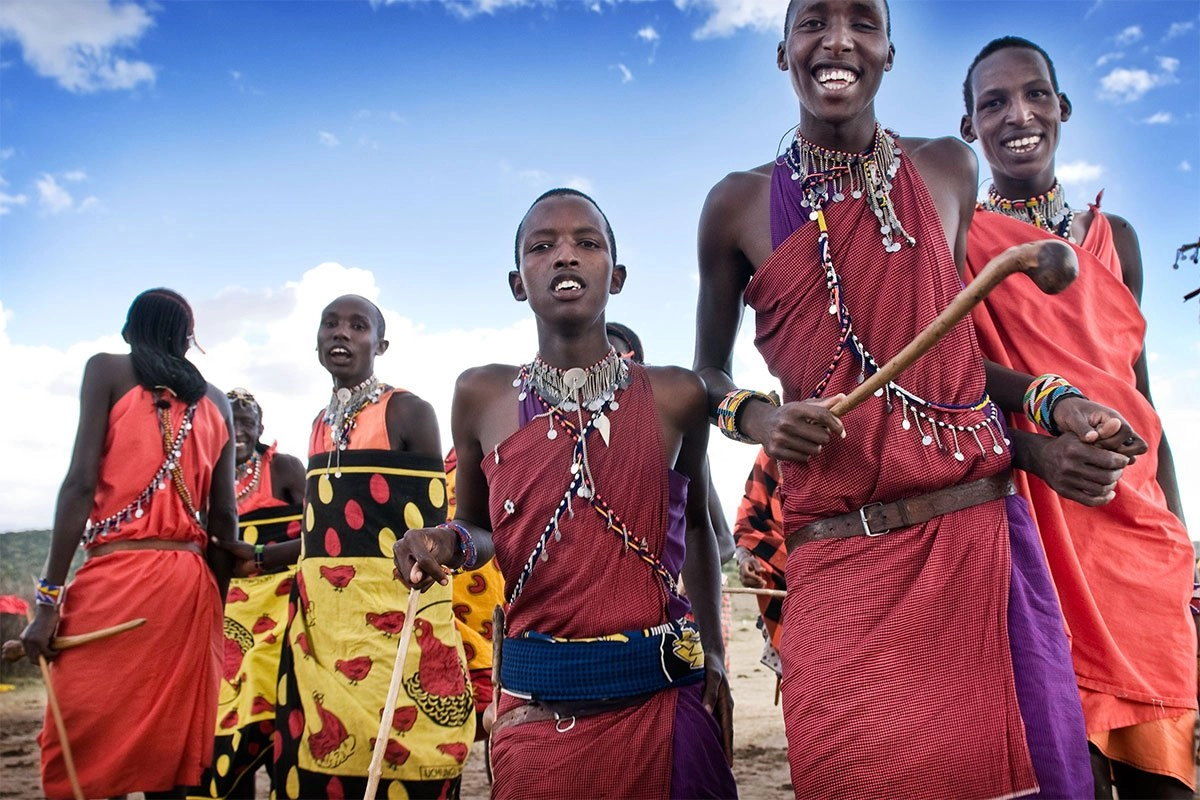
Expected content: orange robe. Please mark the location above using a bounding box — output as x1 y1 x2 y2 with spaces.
966 208 1197 786
41 386 227 799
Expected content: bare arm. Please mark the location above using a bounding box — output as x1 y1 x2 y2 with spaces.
205 387 238 599
271 452 307 506
394 368 497 589
386 391 443 458
22 354 116 661
693 173 843 460
666 369 733 763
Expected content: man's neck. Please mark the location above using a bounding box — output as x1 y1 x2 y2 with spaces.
990 167 1056 201
797 110 879 153
534 325 613 369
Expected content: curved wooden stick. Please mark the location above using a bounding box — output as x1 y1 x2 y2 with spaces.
2 618 147 663
365 588 422 800
39 655 85 800
830 239 1078 417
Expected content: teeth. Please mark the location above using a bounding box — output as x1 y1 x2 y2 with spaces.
816 68 857 85
1004 135 1041 152
330 347 350 356
554 279 582 291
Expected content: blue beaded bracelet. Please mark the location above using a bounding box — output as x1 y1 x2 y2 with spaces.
439 521 478 571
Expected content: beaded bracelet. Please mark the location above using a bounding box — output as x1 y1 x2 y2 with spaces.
1023 374 1085 437
35 578 63 608
439 521 478 572
716 389 781 444
253 544 266 573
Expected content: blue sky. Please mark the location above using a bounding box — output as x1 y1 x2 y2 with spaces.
0 0 1197 532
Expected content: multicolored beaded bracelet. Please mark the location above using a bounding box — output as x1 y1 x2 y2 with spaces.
716 389 781 444
440 521 478 572
1023 374 1085 436
253 544 266 573
35 578 63 608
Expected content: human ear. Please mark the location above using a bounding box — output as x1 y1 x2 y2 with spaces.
960 115 976 143
1059 93 1072 122
777 42 788 72
609 265 627 296
509 270 527 302
884 43 895 72
376 338 390 357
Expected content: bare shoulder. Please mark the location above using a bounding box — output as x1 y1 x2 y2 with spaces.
902 135 976 191
205 383 234 419
643 365 708 419
455 363 521 401
704 164 773 213
388 389 437 423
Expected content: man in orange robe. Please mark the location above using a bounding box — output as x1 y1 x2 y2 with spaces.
962 36 1196 798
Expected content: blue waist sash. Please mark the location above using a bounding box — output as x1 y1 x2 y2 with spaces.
500 617 705 702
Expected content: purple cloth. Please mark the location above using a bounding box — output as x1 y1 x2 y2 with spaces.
671 683 738 799
1005 493 1093 798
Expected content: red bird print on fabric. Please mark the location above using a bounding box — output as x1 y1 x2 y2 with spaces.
275 576 294 596
368 737 411 767
308 692 355 768
334 655 373 684
252 614 277 634
319 564 356 589
366 610 406 635
401 618 473 728
226 586 250 603
437 742 469 764
391 706 418 733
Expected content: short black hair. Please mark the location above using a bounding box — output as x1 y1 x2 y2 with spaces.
327 294 386 339
963 36 1060 114
514 188 617 269
605 321 645 364
784 0 891 39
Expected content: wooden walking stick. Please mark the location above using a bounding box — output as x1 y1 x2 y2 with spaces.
365 587 422 800
723 586 788 599
2 618 147 663
24 605 86 800
831 239 1078 417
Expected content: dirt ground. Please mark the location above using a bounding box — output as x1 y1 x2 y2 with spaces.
0 593 792 799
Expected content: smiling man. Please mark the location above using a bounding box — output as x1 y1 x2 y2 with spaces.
962 36 1196 800
692 1 1100 796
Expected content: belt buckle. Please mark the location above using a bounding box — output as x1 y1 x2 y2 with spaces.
859 502 889 537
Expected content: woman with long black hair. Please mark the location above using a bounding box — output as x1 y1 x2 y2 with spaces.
22 288 237 799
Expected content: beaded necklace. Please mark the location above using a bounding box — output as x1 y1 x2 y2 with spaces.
506 358 675 608
323 375 386 477
782 125 916 253
983 180 1075 242
83 395 200 544
235 451 262 501
784 126 1008 462
523 348 630 412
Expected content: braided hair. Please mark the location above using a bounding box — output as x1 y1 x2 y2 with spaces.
121 288 207 404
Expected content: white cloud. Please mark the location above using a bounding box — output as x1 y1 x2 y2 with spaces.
0 191 28 215
1180 161 1193 173
674 0 780 39
0 0 156 93
1165 20 1195 40
77 196 99 212
1099 58 1178 103
61 169 87 182
1115 24 1143 45
36 173 73 213
1143 111 1173 124
1057 160 1104 185
0 265 542 530
1095 52 1122 67
369 0 534 18
616 62 633 83
0 148 13 160
565 176 594 193
637 25 659 43
317 131 340 147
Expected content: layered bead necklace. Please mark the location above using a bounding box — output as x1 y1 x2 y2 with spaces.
783 124 1007 462
235 451 262 501
983 180 1075 242
323 375 385 477
505 347 675 607
84 394 200 544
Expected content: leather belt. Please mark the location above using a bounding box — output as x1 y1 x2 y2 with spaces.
87 539 204 561
786 473 1015 550
490 693 653 738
